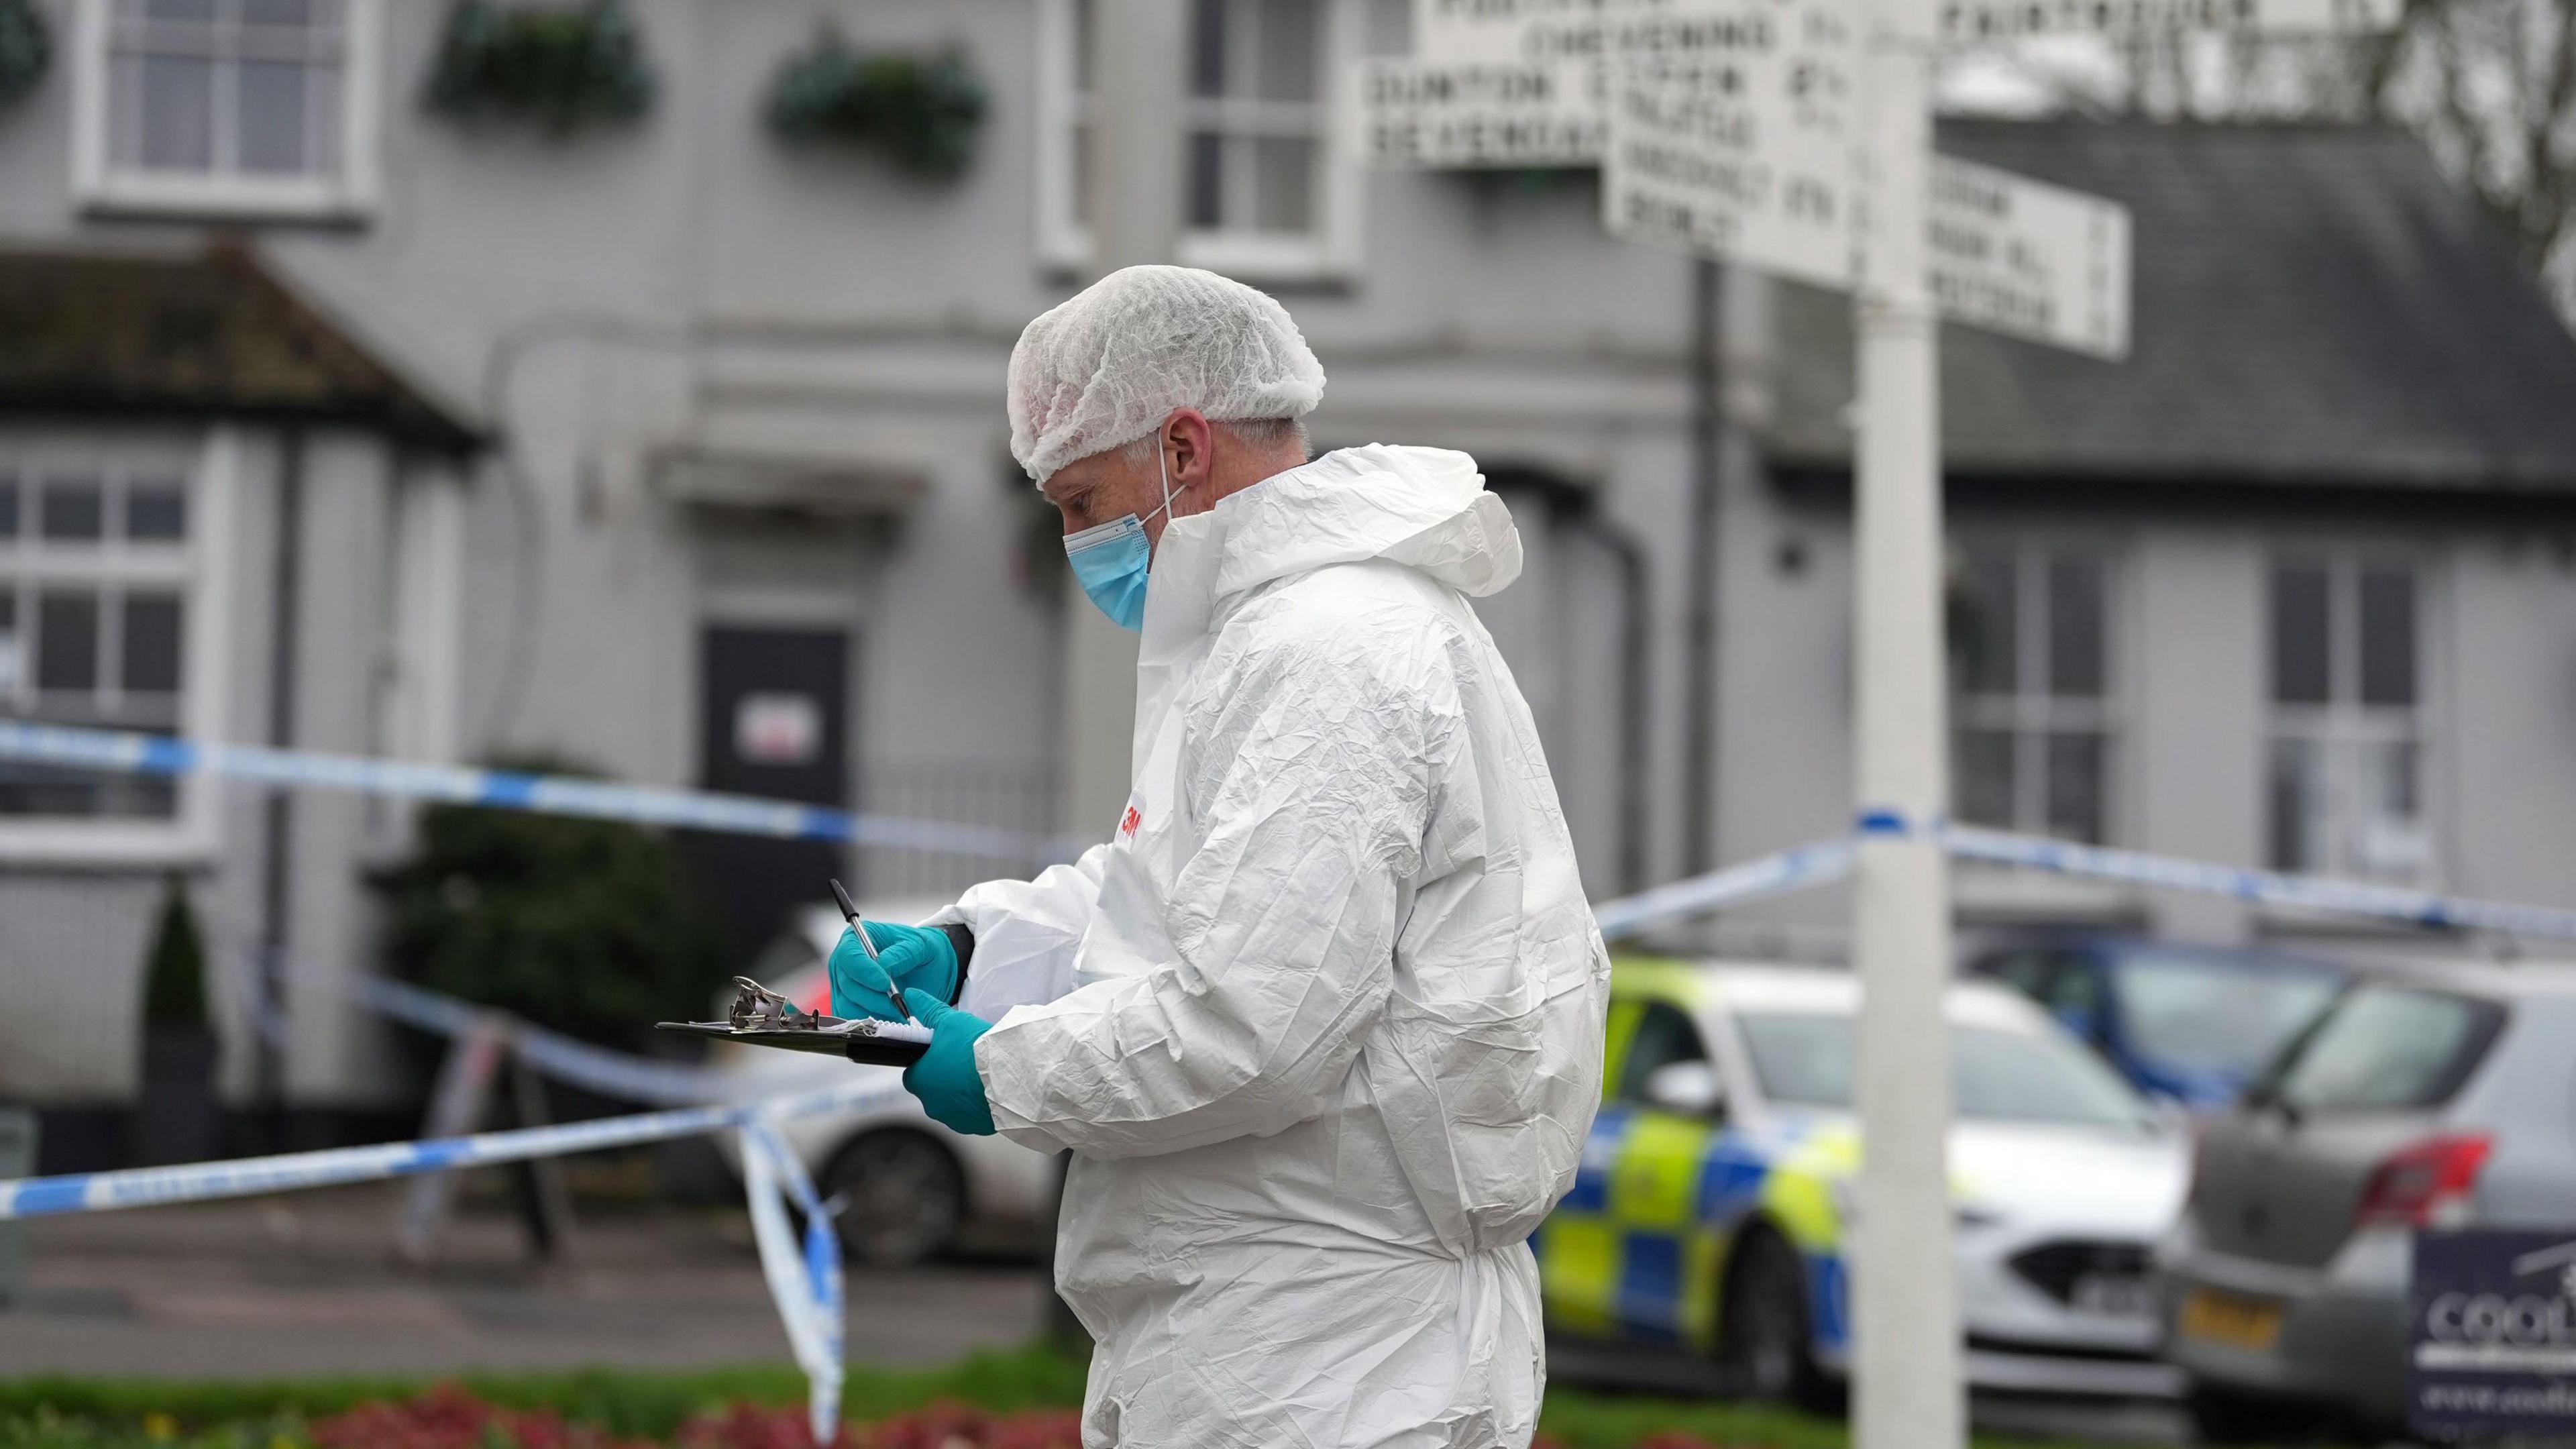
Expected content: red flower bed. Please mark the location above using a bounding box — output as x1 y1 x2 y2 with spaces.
849 1401 1081 1448
311 1389 1086 1449
309 1384 655 1449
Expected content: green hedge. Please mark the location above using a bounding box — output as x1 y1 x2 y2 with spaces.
0 1345 2129 1449
0 1348 1081 1444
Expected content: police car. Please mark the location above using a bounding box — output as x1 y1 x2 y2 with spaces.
1539 959 2190 1401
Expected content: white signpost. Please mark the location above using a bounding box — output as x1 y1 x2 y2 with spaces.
1348 2 2395 1448
1929 156 2131 357
1373 0 2138 354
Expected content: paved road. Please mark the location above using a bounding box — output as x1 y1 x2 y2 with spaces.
0 1183 2186 1443
0 1183 1046 1378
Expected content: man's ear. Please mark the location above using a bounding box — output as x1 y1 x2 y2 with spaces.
1167 409 1216 489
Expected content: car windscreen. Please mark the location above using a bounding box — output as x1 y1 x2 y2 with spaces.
2110 952 2343 1078
1737 1011 2151 1129
2265 985 2506 1114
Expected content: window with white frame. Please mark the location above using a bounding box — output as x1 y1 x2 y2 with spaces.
2267 554 2430 881
0 450 208 826
1951 538 2116 845
76 0 380 217
1038 0 1357 278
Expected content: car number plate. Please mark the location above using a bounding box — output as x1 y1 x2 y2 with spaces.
2070 1273 2155 1320
2178 1285 2284 1352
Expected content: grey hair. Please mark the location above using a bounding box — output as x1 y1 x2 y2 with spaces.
1117 417 1311 468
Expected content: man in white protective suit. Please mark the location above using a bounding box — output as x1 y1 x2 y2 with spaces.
824 264 1611 1448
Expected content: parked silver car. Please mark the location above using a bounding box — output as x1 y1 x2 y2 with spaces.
2159 960 2576 1439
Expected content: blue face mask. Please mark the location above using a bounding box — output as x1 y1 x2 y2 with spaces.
1062 444 1175 632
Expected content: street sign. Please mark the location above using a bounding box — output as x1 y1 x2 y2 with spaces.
1601 56 1860 290
1417 0 1813 63
1929 155 2131 358
1352 58 1605 168
1364 0 1821 169
1598 14 1862 290
1937 0 2401 40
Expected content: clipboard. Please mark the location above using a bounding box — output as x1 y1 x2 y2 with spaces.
655 1018 932 1068
659 971 933 1067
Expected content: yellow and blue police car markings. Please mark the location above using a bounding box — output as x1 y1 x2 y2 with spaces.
1537 1211 1623 1337
1555 1115 1789 1347
1604 1109 1717 1342
1537 1104 1631 1335
1759 1124 1862 1353
1808 1252 1852 1350
1557 1103 1627 1214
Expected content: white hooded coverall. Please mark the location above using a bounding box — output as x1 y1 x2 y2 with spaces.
937 444 1611 1448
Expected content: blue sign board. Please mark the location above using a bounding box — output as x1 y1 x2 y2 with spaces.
2412 1230 2576 1440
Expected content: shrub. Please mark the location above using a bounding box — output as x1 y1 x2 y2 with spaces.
423 0 654 133
0 0 50 107
368 760 726 1049
141 873 209 1030
765 34 987 180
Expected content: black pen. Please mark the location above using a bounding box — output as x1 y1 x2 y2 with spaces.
829 879 905 1022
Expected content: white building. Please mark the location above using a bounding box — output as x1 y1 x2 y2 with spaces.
1 1 2572 1150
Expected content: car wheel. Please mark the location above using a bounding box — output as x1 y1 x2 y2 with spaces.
820 1130 965 1269
1721 1228 1833 1410
2184 1380 2326 1445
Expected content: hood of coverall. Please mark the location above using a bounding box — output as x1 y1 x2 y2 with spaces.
1142 443 1523 651
1131 441 1525 782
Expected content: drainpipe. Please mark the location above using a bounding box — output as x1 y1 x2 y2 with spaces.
256 428 305 1147
1682 259 1725 875
1489 468 1653 895
1587 516 1652 894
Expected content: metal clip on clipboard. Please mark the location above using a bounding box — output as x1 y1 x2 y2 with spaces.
656 977 934 1067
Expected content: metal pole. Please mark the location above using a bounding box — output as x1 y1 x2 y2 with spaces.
257 428 305 1149
1849 0 1960 1439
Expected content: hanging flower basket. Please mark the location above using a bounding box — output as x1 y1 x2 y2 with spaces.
423 0 655 135
0 0 52 109
765 32 989 182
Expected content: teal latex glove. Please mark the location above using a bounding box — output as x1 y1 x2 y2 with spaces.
900 989 996 1136
827 922 960 1022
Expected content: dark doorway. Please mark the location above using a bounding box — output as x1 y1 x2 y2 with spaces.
686 624 850 969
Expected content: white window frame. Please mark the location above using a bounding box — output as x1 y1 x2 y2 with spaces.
1952 533 2123 845
1034 0 1365 282
0 427 235 864
2264 547 2438 885
71 0 384 221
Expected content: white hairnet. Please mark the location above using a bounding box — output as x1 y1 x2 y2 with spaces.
1008 265 1326 483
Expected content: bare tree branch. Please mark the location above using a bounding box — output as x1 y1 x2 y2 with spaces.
1941 0 2576 319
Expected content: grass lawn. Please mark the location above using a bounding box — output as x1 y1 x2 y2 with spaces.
0 1343 2103 1449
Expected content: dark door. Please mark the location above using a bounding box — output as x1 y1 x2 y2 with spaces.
687 625 849 970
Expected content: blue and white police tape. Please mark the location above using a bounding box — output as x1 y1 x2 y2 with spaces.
1591 837 1855 941
741 1112 846 1446
0 1076 907 1221
354 975 737 1108
0 720 1066 862
1858 807 2576 942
